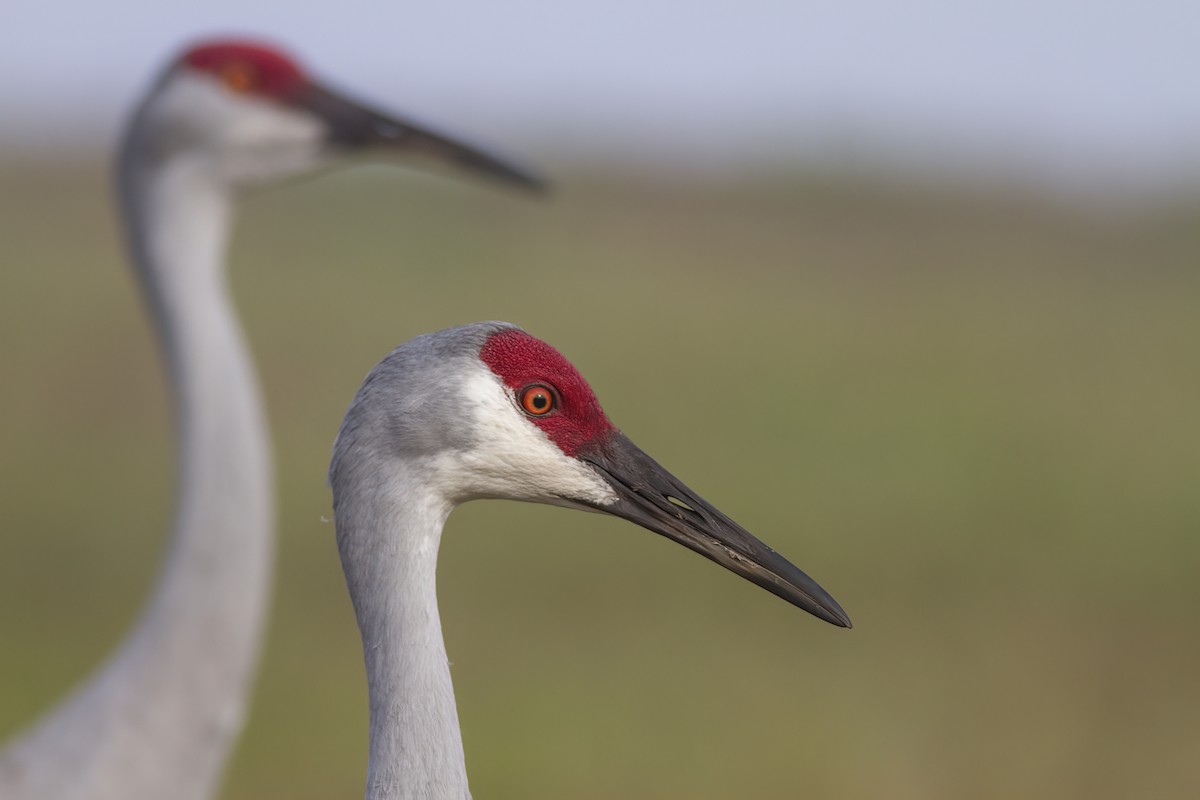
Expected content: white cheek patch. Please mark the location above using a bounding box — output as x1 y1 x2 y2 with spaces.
446 367 617 507
223 93 324 150
149 73 325 181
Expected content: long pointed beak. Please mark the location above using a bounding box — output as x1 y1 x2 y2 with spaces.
573 433 852 628
295 82 546 192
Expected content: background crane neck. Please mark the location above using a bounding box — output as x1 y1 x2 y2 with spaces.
0 147 276 800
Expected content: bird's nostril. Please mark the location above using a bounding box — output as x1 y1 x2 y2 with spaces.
666 495 696 515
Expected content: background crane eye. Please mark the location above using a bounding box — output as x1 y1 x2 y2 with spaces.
520 385 556 416
221 62 257 93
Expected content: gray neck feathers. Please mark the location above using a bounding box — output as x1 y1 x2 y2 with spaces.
334 460 468 800
329 323 515 800
0 137 273 800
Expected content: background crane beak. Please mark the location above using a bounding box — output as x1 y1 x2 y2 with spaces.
572 432 853 628
295 82 547 192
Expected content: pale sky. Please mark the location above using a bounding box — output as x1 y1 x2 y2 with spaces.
4 0 1199 185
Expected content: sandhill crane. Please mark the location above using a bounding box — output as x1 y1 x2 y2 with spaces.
329 322 851 799
0 40 540 800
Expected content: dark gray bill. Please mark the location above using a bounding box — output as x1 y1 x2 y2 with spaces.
573 432 851 628
295 82 546 192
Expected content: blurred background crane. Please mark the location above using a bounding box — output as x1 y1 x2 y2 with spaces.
1 3 1198 799
0 37 540 800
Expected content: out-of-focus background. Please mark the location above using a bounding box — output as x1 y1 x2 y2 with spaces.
2 3 1198 799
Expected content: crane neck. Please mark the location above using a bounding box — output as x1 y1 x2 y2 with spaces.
332 456 471 800
117 140 275 622
0 147 278 798
120 150 234 362
117 142 275 734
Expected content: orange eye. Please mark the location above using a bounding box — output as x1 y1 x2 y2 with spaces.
221 62 257 93
520 384 556 416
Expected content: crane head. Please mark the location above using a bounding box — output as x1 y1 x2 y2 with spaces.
127 38 544 190
331 323 851 629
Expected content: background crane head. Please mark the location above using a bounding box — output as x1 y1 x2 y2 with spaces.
331 322 852 629
125 38 544 190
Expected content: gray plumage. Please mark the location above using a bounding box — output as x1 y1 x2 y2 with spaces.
332 322 511 472
328 323 851 800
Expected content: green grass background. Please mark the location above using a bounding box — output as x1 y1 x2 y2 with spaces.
1 156 1198 799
